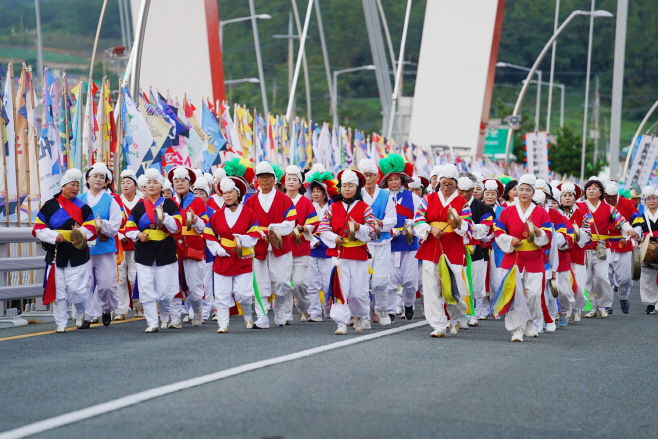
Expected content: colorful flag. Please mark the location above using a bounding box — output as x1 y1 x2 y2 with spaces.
121 87 155 176
69 81 83 169
14 64 29 206
58 73 71 172
2 64 18 216
38 67 62 201
201 100 226 170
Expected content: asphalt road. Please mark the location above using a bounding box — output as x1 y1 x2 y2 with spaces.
1 284 657 439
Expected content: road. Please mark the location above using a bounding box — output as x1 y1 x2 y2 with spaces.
1 284 656 439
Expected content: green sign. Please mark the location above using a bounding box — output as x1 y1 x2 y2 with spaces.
484 127 512 156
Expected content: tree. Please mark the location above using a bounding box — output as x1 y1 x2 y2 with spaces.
549 125 606 178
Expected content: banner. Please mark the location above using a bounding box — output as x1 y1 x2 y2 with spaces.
38 68 62 201
121 87 155 176
625 134 658 191
524 131 549 181
2 66 17 216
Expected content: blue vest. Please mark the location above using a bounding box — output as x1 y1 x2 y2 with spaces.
391 190 419 252
311 201 331 258
79 191 117 255
492 204 505 268
205 206 215 263
370 189 392 242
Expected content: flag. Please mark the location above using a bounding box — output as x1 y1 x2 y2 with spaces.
318 123 331 170
69 81 83 169
254 113 266 164
121 87 155 176
38 67 62 202
14 64 29 206
2 64 18 216
183 96 206 164
25 67 40 212
201 100 226 170
138 95 172 173
220 102 241 153
58 73 71 172
175 101 204 164
81 80 95 181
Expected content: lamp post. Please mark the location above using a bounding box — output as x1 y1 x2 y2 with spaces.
497 62 542 132
219 14 271 52
225 78 260 104
523 79 565 129
332 65 376 128
502 9 613 174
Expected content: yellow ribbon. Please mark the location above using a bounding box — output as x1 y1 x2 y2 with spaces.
55 230 72 241
515 239 541 251
220 237 254 256
341 239 366 247
429 221 454 233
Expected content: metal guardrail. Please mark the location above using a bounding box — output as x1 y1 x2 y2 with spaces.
0 256 45 272
0 284 44 301
0 227 44 317
0 227 39 244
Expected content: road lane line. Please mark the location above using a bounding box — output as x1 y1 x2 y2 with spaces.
0 317 145 342
0 320 428 439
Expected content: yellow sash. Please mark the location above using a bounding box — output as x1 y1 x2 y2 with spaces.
55 230 72 241
220 237 254 256
144 229 169 241
341 239 365 247
429 221 454 233
515 240 541 251
591 234 610 242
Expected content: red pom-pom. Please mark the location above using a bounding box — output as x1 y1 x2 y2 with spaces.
244 168 255 184
403 162 414 178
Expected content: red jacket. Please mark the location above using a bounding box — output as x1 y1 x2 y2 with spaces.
245 190 297 260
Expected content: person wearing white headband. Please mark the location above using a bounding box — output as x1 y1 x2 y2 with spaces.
639 186 658 314
493 173 552 342
245 161 298 329
602 183 644 315
480 178 505 321
209 167 227 211
137 175 148 193
457 173 495 327
317 168 376 335
162 179 174 199
429 165 443 192
471 171 484 200
577 179 640 318
192 176 217 321
124 168 182 332
282 164 314 323
413 163 473 337
32 168 98 332
115 169 145 320
358 158 396 327
78 162 123 327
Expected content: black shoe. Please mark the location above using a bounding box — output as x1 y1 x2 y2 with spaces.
613 286 619 293
605 307 613 316
388 313 396 323
79 320 91 329
619 300 630 314
404 306 414 321
102 312 112 326
646 305 655 315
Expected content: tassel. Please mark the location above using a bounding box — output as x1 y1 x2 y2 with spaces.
42 262 57 306
327 266 345 305
570 269 578 296
132 275 139 300
438 254 461 305
252 272 266 315
490 265 516 317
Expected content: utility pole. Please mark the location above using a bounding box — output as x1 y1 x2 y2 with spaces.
592 75 600 165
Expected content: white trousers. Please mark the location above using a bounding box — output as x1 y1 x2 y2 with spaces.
489 261 504 301
254 252 293 326
330 259 370 326
609 250 633 301
214 272 253 327
572 263 588 312
53 261 90 327
369 244 391 312
283 255 311 321
116 250 136 315
182 258 205 311
503 269 543 333
306 257 333 319
85 253 119 316
585 249 613 310
388 251 419 313
202 261 214 319
556 270 574 315
136 261 179 328
544 269 558 318
471 259 486 319
422 260 467 331
640 266 658 306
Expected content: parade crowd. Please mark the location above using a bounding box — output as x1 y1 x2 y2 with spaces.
32 155 658 341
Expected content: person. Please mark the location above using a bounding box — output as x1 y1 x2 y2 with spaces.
204 177 261 332
576 178 639 318
413 164 473 337
493 174 552 342
33 169 98 332
193 176 216 321
501 179 518 206
207 167 226 211
162 179 174 200
115 169 143 319
283 164 315 322
379 154 420 321
78 162 123 327
245 161 298 328
471 171 484 201
138 175 148 195
639 186 658 314
407 175 429 199
603 183 644 314
480 177 505 320
358 158 396 326
317 169 375 334
428 165 443 193
222 158 256 205
124 169 182 332
304 167 339 321
168 166 209 328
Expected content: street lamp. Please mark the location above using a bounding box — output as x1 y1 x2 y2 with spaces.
523 79 565 129
219 14 271 51
497 62 542 132
332 65 376 128
225 78 260 85
503 9 613 174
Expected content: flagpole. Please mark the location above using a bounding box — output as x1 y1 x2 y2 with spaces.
1 95 9 226
28 66 41 213
24 67 34 224
63 73 71 170
89 0 109 81
116 86 123 194
9 64 21 228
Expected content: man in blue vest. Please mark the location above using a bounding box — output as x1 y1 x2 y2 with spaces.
359 159 396 327
79 162 123 327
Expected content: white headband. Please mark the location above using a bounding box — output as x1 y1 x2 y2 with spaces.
173 166 191 181
144 168 165 187
358 159 378 175
60 168 82 188
408 176 422 189
484 180 499 192
605 184 618 196
285 164 303 183
341 169 359 185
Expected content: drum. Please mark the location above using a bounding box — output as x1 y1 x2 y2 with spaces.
641 238 658 264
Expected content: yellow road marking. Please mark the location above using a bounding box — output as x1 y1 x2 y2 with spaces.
0 317 145 342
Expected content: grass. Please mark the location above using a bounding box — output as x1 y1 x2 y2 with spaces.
0 45 88 64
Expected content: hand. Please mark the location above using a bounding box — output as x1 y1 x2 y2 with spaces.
619 238 627 247
628 230 639 241
191 213 199 224
121 237 129 243
511 237 522 248
297 225 304 232
335 236 345 245
431 227 444 239
352 222 360 231
55 233 65 244
137 232 149 242
376 219 383 227
534 227 542 238
552 271 557 280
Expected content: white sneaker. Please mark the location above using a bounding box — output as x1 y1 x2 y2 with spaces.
362 318 372 330
546 322 556 332
212 315 218 321
160 316 169 330
91 317 99 323
254 317 270 329
430 330 446 338
135 308 144 317
274 308 286 327
192 310 203 327
168 317 182 329
467 318 479 327
182 315 191 323
244 319 254 329
308 315 323 322
450 324 459 335
217 327 228 333
145 326 159 333
573 310 581 322
584 311 597 318
56 326 66 333
511 327 524 342
524 321 538 338
478 314 489 320
599 309 609 318
459 319 469 330
376 309 391 326
335 324 347 335
114 314 126 321
354 317 364 333
299 311 309 322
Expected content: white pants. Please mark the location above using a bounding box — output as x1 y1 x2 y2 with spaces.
556 270 574 315
388 251 419 313
85 253 119 316
116 250 136 315
585 249 613 310
283 255 311 320
202 261 214 319
609 250 633 301
369 244 391 312
136 261 179 328
330 259 370 326
544 269 558 318
640 266 658 306
306 257 333 319
53 261 90 327
214 272 253 327
254 252 293 326
471 258 486 319
422 260 467 331
182 258 205 312
503 268 543 333
572 263 588 312
489 260 504 302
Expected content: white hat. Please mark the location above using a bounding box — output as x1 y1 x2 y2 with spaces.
605 184 618 196
532 190 546 205
472 171 484 189
60 168 82 189
552 188 561 201
220 177 236 194
484 179 499 192
144 168 165 187
193 168 204 180
642 186 657 197
213 167 227 183
535 179 548 191
438 164 459 181
408 175 422 189
255 161 275 176
429 165 443 180
285 164 303 183
172 166 192 182
588 176 601 182
340 169 359 185
193 177 211 196
137 175 148 188
88 162 111 181
518 174 537 191
457 176 474 191
163 179 173 192
203 173 214 188
560 182 576 195
358 159 378 175
550 180 561 189
120 169 138 185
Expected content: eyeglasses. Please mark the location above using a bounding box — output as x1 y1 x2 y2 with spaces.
440 182 456 189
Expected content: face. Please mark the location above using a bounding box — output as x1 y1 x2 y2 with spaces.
174 178 191 196
586 184 602 201
646 195 658 211
604 194 618 206
473 185 483 200
88 171 106 191
194 189 208 202
145 180 162 197
517 184 534 203
508 184 517 200
258 174 275 192
483 189 498 206
546 198 559 210
163 189 173 199
223 189 238 206
61 181 80 199
411 188 423 198
458 187 473 200
364 172 378 189
341 182 357 199
439 178 456 197
561 191 575 207
430 175 438 189
285 174 301 193
311 187 326 203
387 176 402 192
121 178 137 196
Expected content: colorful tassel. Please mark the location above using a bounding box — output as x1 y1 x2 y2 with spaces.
438 254 461 305
490 265 516 317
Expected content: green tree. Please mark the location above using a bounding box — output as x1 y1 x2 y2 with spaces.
549 125 606 178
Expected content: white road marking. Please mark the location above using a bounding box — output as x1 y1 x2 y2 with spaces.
0 320 428 439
